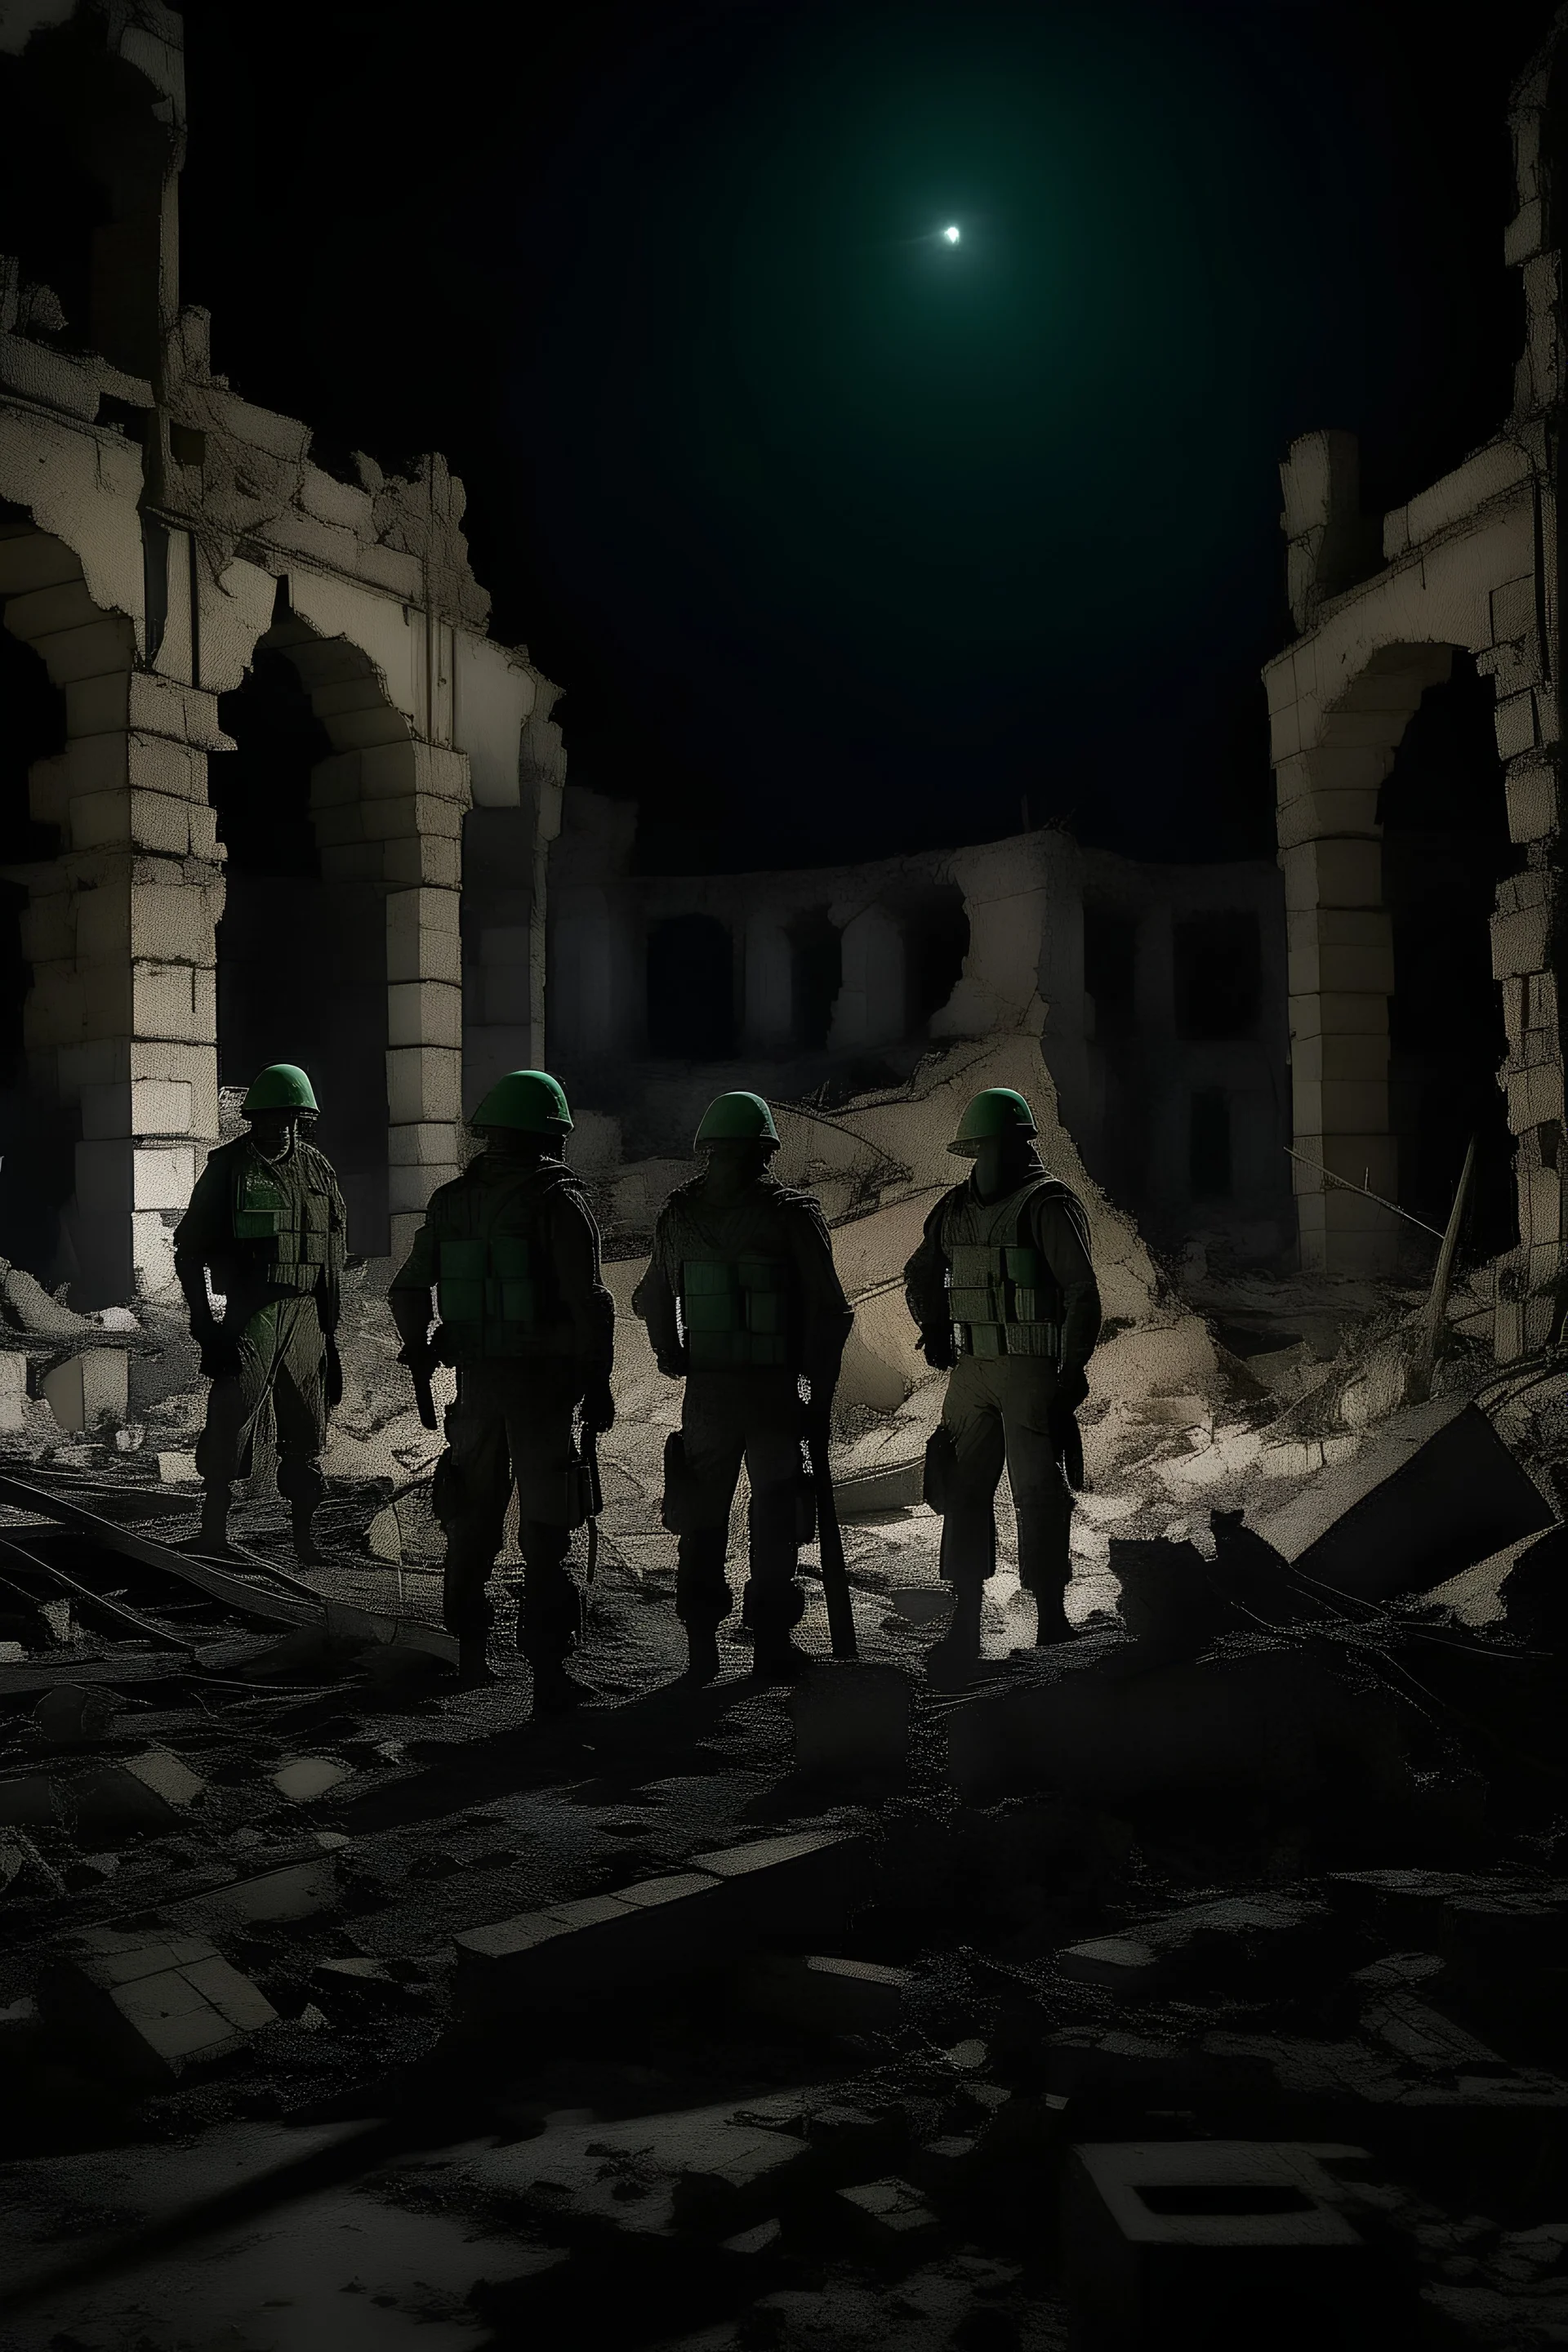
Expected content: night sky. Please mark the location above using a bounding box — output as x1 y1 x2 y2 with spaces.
176 0 1560 875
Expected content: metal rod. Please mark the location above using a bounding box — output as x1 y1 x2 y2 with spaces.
1283 1146 1447 1241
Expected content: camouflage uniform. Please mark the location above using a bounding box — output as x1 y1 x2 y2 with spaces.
632 1163 853 1650
389 1152 613 1662
172 1132 347 1521
904 1157 1101 1630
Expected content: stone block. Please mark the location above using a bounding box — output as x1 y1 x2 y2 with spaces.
386 980 463 1049
1250 1395 1554 1601
834 2177 938 2253
385 920 462 985
41 1350 129 1432
122 1748 205 1808
1290 1033 1389 1085
1290 1078 1391 1138
1287 992 1389 1040
688 1829 871 1936
131 960 214 1041
131 1212 177 1293
132 1144 194 1209
1494 689 1540 760
387 1121 461 1165
27 613 138 685
4 577 102 639
385 885 461 942
272 1756 351 1802
454 1872 733 2016
1062 2141 1374 2352
386 1045 463 1125
788 1663 911 1782
733 1953 914 2038
0 532 82 595
381 833 461 889
38 1927 278 2083
1287 942 1395 996
1507 1061 1565 1132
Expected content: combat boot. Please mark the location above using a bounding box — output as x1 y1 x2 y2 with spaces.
292 1504 328 1568
1034 1586 1076 1646
684 1625 721 1684
751 1634 815 1686
530 1657 591 1713
190 1484 238 1559
926 1579 983 1688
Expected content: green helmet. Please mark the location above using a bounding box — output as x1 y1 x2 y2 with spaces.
242 1063 318 1116
950 1086 1037 1155
694 1091 780 1148
470 1069 573 1134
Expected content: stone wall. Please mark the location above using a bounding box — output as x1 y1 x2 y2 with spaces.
1263 14 1568 1351
0 2 562 1297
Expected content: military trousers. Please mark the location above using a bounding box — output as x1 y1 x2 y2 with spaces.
195 1292 327 1511
433 1358 586 1659
671 1370 805 1639
935 1353 1074 1600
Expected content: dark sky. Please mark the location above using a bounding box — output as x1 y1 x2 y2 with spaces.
177 0 1560 874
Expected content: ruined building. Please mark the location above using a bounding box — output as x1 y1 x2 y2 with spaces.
0 1 564 1304
1269 12 1568 1352
549 791 1291 1261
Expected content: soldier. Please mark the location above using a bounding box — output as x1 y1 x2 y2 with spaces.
633 1091 854 1686
903 1085 1101 1683
173 1063 347 1565
388 1071 614 1701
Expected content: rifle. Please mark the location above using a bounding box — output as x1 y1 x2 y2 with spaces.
405 1349 439 1434
581 1420 604 1588
804 1406 858 1659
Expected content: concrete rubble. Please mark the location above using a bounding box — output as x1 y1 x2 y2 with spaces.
0 1193 1563 2352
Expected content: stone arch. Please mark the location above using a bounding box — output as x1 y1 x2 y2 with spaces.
212 603 470 1262
831 904 906 1051
1277 631 1530 1275
0 510 222 1303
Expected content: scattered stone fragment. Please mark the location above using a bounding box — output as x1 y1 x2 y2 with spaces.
733 1953 914 2038
122 1748 206 1809
38 1927 278 2085
39 1350 129 1434
271 1756 352 1802
835 2176 939 2248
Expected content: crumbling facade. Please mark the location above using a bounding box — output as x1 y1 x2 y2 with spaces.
548 788 1291 1256
1267 16 1568 1352
0 2 564 1303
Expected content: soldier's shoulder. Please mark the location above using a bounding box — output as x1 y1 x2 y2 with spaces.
297 1138 342 1183
198 1137 245 1178
772 1183 833 1229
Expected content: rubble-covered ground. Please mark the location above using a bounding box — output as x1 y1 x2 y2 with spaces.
1 1054 1566 2350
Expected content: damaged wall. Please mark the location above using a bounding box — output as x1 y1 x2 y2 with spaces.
0 1 565 1301
545 787 1291 1258
1265 12 1568 1355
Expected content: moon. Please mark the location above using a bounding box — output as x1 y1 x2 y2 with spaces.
943 225 960 243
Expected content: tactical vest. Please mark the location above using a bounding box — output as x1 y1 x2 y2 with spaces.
940 1176 1073 1361
429 1163 580 1361
230 1143 339 1293
666 1184 795 1372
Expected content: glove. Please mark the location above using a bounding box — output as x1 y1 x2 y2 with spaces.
581 1374 616 1436
655 1347 688 1380
920 1326 956 1373
1056 1363 1089 1411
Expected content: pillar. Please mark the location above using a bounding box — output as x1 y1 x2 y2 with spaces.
2 530 224 1303
743 912 795 1049
310 736 470 1263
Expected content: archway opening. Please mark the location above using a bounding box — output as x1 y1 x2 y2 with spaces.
1378 649 1517 1257
1174 911 1262 1039
788 911 840 1051
0 615 74 1276
212 642 390 1252
647 914 735 1059
905 886 970 1033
